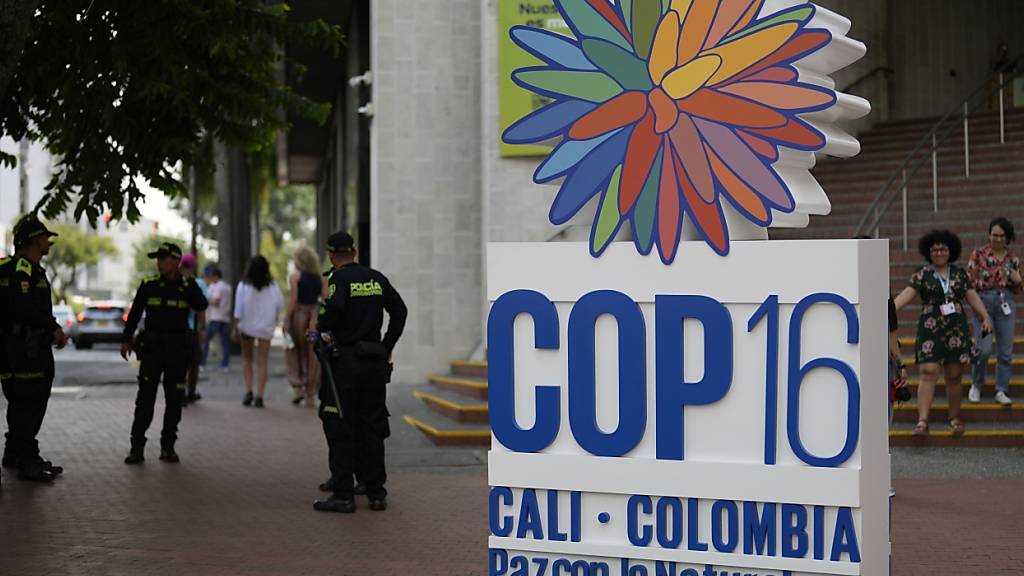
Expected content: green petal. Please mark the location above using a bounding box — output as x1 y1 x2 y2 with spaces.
721 6 815 44
559 0 633 52
633 147 663 254
514 69 624 103
592 165 624 255
581 39 654 91
631 0 662 59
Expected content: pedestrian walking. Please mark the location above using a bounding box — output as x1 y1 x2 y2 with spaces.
121 242 208 464
201 265 233 372
893 230 992 437
285 246 327 406
966 217 1021 406
313 231 407 514
233 255 283 408
180 253 208 405
0 214 68 483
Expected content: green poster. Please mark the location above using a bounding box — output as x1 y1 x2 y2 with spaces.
498 0 571 157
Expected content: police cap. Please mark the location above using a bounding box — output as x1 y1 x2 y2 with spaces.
12 214 58 247
147 242 183 260
327 231 355 253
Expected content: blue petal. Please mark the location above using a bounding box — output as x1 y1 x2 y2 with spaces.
534 128 623 183
549 128 631 224
503 99 597 145
510 26 597 71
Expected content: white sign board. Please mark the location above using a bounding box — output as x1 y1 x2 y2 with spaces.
487 240 889 576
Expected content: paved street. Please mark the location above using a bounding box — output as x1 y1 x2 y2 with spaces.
0 348 1021 575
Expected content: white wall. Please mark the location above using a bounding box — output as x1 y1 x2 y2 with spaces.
0 137 52 253
371 0 485 383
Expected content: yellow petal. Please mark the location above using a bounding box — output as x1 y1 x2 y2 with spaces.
670 0 692 19
703 22 799 85
648 12 680 84
661 54 722 100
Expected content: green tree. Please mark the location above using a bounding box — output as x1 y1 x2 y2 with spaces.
45 223 119 303
0 1 342 222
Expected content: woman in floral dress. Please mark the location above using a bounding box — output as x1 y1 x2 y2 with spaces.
894 230 992 436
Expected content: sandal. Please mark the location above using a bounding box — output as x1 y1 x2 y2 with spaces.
948 419 965 437
912 420 929 436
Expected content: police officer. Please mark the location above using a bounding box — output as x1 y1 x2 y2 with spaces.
313 231 407 513
120 242 208 464
0 214 68 483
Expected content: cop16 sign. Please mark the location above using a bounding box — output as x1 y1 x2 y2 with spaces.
486 241 890 576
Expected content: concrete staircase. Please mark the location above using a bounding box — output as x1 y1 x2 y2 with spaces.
776 107 1024 447
405 109 1024 448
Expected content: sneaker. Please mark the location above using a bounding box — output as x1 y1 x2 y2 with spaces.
995 390 1013 406
253 397 265 408
242 391 254 407
313 497 356 513
968 386 981 403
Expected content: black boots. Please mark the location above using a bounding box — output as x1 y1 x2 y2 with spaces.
124 440 145 465
158 448 180 463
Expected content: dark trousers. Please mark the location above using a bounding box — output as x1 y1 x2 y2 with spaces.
185 331 201 397
2 375 53 467
202 320 231 368
320 351 390 500
131 334 188 449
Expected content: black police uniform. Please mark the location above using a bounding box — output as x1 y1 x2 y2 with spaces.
316 245 407 507
0 223 61 481
122 250 208 461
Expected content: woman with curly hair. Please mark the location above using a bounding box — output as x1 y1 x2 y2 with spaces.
966 217 1022 406
284 245 327 406
894 230 992 436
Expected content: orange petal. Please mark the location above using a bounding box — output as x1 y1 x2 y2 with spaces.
658 140 682 263
649 87 679 134
705 145 770 223
619 111 661 215
731 31 831 83
743 66 798 83
746 118 825 149
668 115 716 203
728 0 765 36
704 0 757 49
703 22 800 85
737 130 778 161
676 153 727 253
569 91 649 140
677 0 718 65
719 82 834 110
676 89 787 129
649 11 681 84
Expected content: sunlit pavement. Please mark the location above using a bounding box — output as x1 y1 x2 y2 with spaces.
0 348 1020 574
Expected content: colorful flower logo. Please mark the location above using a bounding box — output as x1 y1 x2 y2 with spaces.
502 0 836 264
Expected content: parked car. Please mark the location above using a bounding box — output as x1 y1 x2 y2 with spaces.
71 301 128 350
52 304 76 334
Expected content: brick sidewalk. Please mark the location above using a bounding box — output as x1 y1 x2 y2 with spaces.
0 389 1021 575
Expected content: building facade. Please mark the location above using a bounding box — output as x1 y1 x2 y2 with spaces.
307 0 1024 383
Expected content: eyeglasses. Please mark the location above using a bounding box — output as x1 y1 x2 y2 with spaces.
930 247 949 253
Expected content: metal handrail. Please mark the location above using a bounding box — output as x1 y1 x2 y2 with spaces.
840 66 895 94
853 55 1023 240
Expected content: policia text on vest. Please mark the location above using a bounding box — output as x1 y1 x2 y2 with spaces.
120 242 208 464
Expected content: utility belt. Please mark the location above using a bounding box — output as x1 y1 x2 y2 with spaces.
336 340 388 361
134 330 191 358
2 323 52 378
